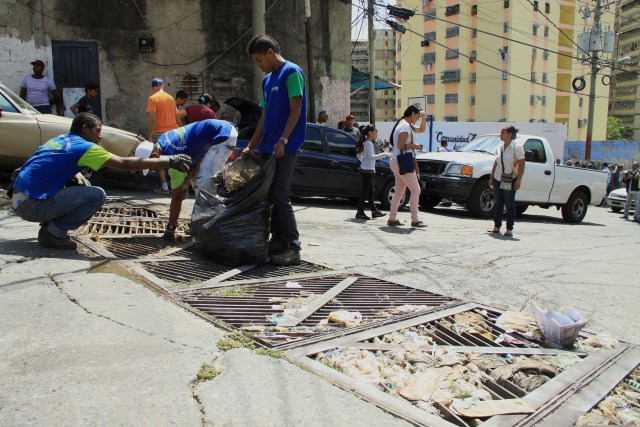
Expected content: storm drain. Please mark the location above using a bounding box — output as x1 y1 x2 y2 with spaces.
174 274 462 349
284 303 640 427
75 204 190 235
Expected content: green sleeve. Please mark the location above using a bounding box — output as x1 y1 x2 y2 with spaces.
286 72 305 98
259 94 265 109
77 145 114 171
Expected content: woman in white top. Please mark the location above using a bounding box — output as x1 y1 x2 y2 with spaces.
355 124 392 220
488 125 526 236
387 105 428 227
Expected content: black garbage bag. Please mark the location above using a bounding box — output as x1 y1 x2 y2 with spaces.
191 155 275 265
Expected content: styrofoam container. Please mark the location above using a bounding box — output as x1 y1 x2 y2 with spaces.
532 304 589 347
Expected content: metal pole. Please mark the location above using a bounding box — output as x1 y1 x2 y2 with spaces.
305 0 316 122
368 0 376 124
585 0 602 161
252 0 265 103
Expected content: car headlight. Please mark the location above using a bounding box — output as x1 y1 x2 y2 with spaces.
445 163 473 177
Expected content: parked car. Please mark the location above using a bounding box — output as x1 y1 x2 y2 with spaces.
233 122 407 209
415 134 608 223
606 187 635 213
0 82 143 172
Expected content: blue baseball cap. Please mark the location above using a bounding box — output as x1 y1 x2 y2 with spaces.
151 78 164 87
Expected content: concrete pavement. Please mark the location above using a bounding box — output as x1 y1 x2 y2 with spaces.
1 188 638 426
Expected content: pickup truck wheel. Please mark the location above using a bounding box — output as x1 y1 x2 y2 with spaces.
420 195 442 210
468 179 494 218
515 205 529 217
561 190 588 223
380 181 408 210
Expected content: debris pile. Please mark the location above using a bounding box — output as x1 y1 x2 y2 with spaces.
577 366 640 425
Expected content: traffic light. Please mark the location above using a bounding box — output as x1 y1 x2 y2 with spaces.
386 19 406 34
387 5 415 21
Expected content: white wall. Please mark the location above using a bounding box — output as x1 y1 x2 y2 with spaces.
0 34 54 93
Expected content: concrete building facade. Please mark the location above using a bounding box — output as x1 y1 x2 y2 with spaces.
0 1 351 134
609 0 640 139
395 0 614 141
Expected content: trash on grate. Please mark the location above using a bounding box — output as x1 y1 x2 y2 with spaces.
576 334 620 352
378 304 431 317
533 304 588 348
327 311 363 327
285 281 302 289
450 397 534 417
452 311 493 338
495 310 544 341
577 365 640 425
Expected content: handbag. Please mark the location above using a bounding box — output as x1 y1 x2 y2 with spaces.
499 144 516 190
397 150 414 175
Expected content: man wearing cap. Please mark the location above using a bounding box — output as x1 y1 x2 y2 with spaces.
19 60 62 114
10 113 191 250
343 114 360 139
147 77 179 193
150 119 238 241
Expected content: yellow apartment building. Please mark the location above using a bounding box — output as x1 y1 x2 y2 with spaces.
395 0 614 140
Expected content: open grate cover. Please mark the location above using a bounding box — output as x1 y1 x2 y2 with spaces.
76 204 189 235
175 274 462 349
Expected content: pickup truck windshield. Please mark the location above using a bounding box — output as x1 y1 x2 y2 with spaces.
459 135 502 155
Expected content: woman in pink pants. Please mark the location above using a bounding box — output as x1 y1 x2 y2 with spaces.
387 105 427 227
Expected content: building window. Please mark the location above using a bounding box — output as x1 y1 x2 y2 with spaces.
531 72 537 82
501 95 507 105
543 50 550 60
426 95 436 104
424 74 436 84
532 48 537 59
545 2 550 13
504 0 510 7
445 93 459 103
502 71 508 80
472 29 478 38
445 4 460 15
445 49 460 59
533 0 539 10
424 10 436 20
471 96 476 105
544 26 549 37
504 22 509 33
422 52 436 64
542 72 548 83
444 115 458 122
471 5 478 15
533 24 538 36
446 27 460 38
541 96 546 106
579 98 584 107
441 69 461 82
470 72 476 82
471 50 477 60
530 95 536 105
424 31 436 41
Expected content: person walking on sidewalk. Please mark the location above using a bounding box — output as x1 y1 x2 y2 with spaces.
623 162 639 221
355 124 391 220
488 125 526 237
387 105 427 228
243 34 306 266
150 119 238 241
10 113 190 250
147 78 179 194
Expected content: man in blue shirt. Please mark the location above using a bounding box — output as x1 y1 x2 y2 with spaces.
243 34 306 266
12 113 190 250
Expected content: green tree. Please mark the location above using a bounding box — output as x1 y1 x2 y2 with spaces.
607 117 625 140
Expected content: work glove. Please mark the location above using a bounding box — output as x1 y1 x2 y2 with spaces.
168 154 192 172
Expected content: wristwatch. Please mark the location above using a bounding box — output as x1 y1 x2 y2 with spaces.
279 137 288 145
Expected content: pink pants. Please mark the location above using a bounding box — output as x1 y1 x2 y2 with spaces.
389 158 421 222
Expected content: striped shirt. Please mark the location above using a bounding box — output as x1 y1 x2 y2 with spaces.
20 75 56 107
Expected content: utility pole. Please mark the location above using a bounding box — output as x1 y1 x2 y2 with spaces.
368 0 376 124
252 0 265 103
305 0 316 122
584 0 602 161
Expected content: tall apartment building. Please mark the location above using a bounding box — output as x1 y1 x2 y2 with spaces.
609 0 640 139
350 29 398 123
395 0 614 141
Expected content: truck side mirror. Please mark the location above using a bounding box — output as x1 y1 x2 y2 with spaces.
525 150 535 162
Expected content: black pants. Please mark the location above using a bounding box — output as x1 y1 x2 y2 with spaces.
357 172 376 213
262 152 300 250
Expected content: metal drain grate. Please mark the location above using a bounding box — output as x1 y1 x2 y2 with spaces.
175 274 462 349
76 203 189 235
81 235 191 259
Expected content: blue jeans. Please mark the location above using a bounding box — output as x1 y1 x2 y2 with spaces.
13 186 106 232
493 185 516 231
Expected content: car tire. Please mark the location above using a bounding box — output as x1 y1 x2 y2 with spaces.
561 190 588 223
610 207 622 213
515 204 529 217
380 180 408 210
420 195 442 210
467 179 494 219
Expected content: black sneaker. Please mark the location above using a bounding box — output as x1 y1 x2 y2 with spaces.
371 211 386 219
162 231 176 242
268 239 288 255
355 212 370 220
269 248 301 266
38 227 77 250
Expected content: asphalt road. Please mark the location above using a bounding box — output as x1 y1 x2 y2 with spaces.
1 187 638 426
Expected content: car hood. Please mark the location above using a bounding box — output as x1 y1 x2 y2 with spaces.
415 151 494 163
609 188 627 197
34 114 139 138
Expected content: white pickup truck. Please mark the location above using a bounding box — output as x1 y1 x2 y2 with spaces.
415 134 608 223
